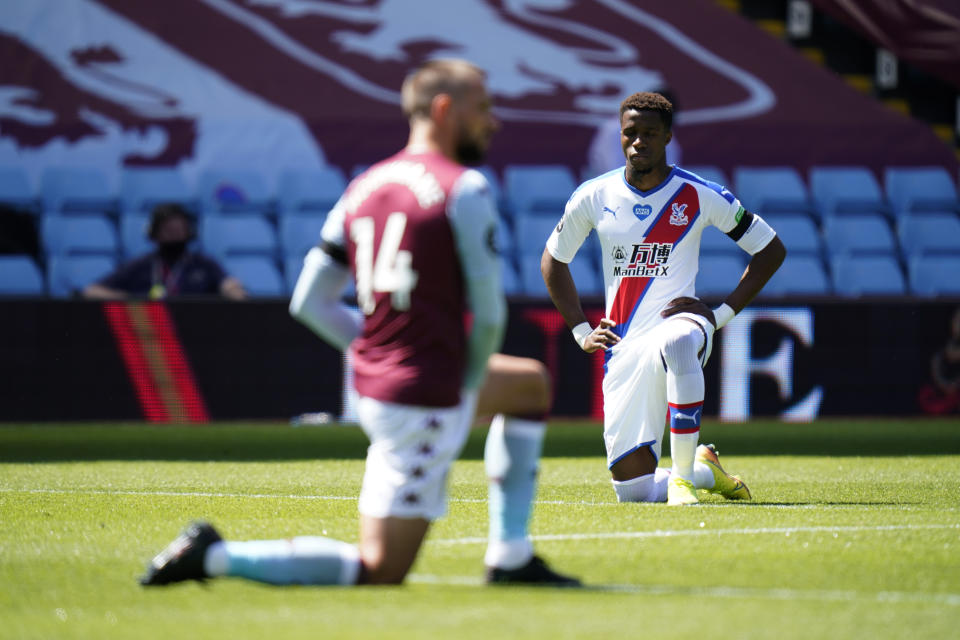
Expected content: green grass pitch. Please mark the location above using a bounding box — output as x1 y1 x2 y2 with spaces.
2 419 959 639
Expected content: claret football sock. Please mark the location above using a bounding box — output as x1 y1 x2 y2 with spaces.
484 414 546 569
207 537 361 585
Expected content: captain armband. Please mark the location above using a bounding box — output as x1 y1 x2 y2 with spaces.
734 213 777 255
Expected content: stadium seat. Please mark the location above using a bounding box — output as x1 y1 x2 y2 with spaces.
683 166 730 189
908 255 960 297
119 212 153 259
0 255 45 296
764 214 822 256
499 257 521 296
830 255 906 296
0 166 39 213
884 166 959 217
41 214 118 257
279 212 326 261
700 225 740 256
898 213 960 258
197 168 273 214
513 213 561 257
284 255 305 293
520 254 600 298
822 214 897 257
47 255 116 298
503 165 577 216
696 254 746 297
120 167 196 213
40 167 117 214
760 254 831 297
277 167 346 216
223 256 284 297
809 166 887 217
733 166 814 216
200 214 278 261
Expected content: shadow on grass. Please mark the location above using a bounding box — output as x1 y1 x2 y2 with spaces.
0 419 957 462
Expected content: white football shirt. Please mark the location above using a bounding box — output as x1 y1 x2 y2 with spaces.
546 166 774 343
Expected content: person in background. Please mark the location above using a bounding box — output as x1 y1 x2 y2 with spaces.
918 307 960 414
83 203 246 300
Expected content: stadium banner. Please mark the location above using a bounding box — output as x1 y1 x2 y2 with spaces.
0 299 957 422
1 0 955 194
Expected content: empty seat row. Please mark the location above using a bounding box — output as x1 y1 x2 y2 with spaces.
6 163 955 222
0 166 348 217
31 211 328 264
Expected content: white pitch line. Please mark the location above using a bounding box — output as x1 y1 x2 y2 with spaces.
1 487 958 513
406 573 960 606
428 523 960 546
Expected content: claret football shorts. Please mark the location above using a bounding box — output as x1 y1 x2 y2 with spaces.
602 313 714 468
356 391 478 520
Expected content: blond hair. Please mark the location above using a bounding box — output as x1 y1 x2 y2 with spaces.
401 59 485 119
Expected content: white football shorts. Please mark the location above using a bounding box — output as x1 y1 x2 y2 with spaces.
356 391 478 520
602 313 714 468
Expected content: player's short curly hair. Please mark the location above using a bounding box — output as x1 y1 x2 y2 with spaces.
619 92 673 129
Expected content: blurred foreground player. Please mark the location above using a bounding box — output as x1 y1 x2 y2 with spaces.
141 59 577 587
542 92 785 506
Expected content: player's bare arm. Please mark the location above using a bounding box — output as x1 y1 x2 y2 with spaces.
541 249 619 352
723 233 786 312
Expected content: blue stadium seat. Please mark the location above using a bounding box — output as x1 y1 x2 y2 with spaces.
277 167 346 216
279 212 326 261
499 257 521 296
513 214 560 257
885 166 959 217
197 168 273 214
830 255 906 296
696 254 746 296
700 226 740 256
47 255 116 298
809 166 887 217
284 255 304 293
733 167 814 216
0 255 45 296
764 214 822 256
120 167 195 213
40 167 117 214
520 254 600 298
684 166 730 189
908 255 960 297
897 213 960 258
0 166 38 213
41 214 118 257
822 214 897 257
503 165 576 216
223 256 284 297
200 214 278 261
760 254 831 297
118 212 153 259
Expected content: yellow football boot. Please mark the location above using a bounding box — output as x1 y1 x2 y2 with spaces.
696 444 751 500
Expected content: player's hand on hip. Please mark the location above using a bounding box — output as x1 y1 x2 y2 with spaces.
582 318 620 353
660 296 717 328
